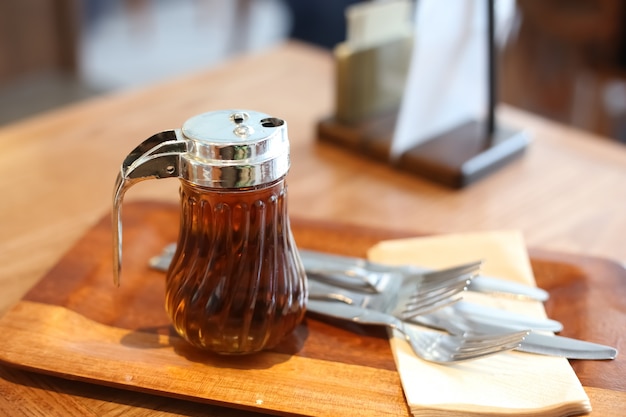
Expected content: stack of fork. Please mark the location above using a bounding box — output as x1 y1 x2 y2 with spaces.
302 249 616 363
305 252 530 363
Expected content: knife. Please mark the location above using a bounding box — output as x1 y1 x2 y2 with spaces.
468 275 549 302
411 306 618 360
451 301 563 332
300 249 549 301
306 300 617 360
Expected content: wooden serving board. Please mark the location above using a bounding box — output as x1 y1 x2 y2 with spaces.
0 201 624 416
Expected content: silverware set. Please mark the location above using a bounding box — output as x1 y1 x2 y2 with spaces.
149 245 618 363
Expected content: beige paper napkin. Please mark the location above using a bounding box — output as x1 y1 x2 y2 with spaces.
367 230 591 417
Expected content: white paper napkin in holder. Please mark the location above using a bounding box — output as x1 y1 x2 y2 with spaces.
367 230 591 417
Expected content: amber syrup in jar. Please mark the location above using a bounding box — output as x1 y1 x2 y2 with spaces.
165 178 307 354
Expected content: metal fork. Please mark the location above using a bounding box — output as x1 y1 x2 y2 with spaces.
301 249 549 301
309 260 478 317
307 300 528 363
303 249 481 294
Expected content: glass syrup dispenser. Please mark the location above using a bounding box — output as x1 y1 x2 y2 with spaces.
112 110 307 354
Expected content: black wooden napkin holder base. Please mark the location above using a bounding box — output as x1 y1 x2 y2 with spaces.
317 113 530 189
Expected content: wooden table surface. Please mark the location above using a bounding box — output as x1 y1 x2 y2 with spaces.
1 41 625 416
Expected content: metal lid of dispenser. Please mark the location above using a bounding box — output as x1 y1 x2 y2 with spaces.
180 110 290 188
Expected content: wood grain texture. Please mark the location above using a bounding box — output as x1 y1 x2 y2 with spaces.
0 302 406 417
0 201 624 416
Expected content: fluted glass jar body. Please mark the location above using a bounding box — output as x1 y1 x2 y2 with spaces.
165 178 307 354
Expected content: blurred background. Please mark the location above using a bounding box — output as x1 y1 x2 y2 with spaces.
1 0 625 143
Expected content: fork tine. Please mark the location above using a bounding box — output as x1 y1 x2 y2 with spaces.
405 261 478 298
451 344 518 361
456 331 529 350
403 298 461 318
402 283 466 317
408 279 469 303
418 260 482 283
401 280 469 318
415 273 472 293
394 261 480 319
450 331 528 360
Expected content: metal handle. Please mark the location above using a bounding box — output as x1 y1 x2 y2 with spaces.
112 130 187 286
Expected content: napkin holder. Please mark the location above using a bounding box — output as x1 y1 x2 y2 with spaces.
317 0 530 189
